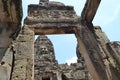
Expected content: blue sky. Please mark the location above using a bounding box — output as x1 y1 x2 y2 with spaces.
22 0 120 64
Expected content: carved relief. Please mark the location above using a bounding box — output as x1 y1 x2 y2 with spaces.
29 10 76 19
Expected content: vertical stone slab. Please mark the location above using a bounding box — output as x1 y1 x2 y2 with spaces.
0 46 14 80
106 42 120 80
0 0 22 62
56 72 62 80
0 35 12 61
81 0 101 23
11 26 34 80
75 26 108 80
94 27 120 80
107 42 120 66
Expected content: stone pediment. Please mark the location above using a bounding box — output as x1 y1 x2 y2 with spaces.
24 0 79 26
24 0 80 35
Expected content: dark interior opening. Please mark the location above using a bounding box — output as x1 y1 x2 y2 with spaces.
42 77 50 80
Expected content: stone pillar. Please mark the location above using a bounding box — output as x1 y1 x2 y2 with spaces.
40 76 42 80
0 36 12 61
50 76 52 80
94 27 120 80
0 0 22 62
56 72 62 80
11 26 34 80
0 46 14 80
75 26 108 80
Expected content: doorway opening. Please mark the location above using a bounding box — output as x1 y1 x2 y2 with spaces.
42 77 50 80
35 34 78 65
47 34 77 64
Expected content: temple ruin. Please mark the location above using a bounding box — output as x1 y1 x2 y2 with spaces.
34 35 90 80
0 0 120 80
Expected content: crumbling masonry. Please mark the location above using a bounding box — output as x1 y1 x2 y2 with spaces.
0 0 120 80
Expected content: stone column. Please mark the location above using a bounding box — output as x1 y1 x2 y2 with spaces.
56 72 62 80
0 35 12 61
0 46 14 80
40 76 42 80
0 0 22 62
75 26 108 80
11 26 34 80
50 76 53 80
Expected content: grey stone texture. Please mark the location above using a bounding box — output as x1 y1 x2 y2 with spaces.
0 0 120 80
0 0 22 61
34 35 90 80
11 27 34 80
24 0 79 35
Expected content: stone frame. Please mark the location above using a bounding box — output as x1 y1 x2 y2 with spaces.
22 21 107 80
1 0 120 80
20 0 109 79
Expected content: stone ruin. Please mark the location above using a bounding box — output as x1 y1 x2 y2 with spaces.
0 0 120 80
34 35 90 80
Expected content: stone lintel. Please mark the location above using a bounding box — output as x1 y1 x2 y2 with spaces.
25 0 79 35
26 23 78 35
81 0 101 23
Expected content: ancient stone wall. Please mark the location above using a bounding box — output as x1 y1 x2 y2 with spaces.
0 0 120 80
34 35 91 80
11 27 34 80
0 0 22 61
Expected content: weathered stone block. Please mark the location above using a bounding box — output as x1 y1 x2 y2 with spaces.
11 27 34 80
11 59 27 80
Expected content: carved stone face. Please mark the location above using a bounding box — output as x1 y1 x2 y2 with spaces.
39 45 49 54
35 35 56 61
